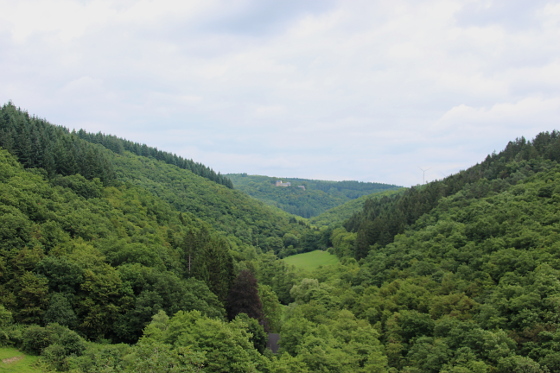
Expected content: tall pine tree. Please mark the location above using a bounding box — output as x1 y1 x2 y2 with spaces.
226 270 265 328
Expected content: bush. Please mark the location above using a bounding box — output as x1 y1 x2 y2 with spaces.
20 323 85 363
0 305 13 346
49 324 86 356
43 343 70 371
21 325 53 354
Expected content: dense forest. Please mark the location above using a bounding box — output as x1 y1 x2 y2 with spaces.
2 102 560 372
75 130 234 189
227 173 401 218
309 189 403 228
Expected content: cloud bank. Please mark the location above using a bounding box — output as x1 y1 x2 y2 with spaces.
1 0 559 186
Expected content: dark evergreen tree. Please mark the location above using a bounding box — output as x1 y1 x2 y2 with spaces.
226 270 265 327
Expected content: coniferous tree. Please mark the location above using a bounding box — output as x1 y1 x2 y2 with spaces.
226 270 264 327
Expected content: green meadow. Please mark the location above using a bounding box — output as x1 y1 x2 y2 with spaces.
282 250 339 271
0 347 42 373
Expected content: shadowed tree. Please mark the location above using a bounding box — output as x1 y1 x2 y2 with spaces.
226 270 265 328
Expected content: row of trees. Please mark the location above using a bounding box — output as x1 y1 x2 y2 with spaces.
76 129 234 188
0 102 233 188
0 102 116 183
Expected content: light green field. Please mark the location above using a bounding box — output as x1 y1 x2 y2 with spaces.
283 250 339 271
0 347 42 373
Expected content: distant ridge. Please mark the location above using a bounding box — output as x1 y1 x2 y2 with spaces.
227 173 401 218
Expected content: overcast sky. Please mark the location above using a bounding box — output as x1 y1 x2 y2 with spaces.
1 0 559 186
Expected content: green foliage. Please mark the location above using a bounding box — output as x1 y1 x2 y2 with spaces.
18 323 85 372
248 251 299 304
273 141 560 372
234 313 268 353
180 227 234 303
43 293 78 328
342 153 560 371
66 342 132 372
8 103 560 372
346 132 560 259
0 103 311 257
279 308 387 372
110 151 311 253
0 147 226 342
330 227 357 258
258 284 283 332
310 188 404 227
143 310 268 373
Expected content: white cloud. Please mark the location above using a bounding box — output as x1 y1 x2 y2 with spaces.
1 0 559 186
436 97 560 134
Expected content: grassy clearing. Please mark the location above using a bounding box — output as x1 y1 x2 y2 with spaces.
0 347 42 373
283 250 339 271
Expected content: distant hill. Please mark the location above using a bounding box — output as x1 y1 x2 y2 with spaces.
227 173 401 218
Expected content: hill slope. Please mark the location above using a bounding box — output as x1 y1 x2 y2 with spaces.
345 133 560 259
0 102 311 254
310 188 404 227
0 147 228 343
309 131 560 371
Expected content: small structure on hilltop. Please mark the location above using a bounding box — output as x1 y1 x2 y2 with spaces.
275 180 291 187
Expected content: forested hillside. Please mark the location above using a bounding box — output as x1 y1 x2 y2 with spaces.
320 132 560 372
75 130 234 188
345 133 560 259
3 101 560 372
310 189 403 227
0 103 312 255
0 147 229 340
110 154 313 255
227 173 401 218
0 104 307 371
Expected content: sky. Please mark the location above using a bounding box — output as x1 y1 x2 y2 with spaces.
1 0 559 187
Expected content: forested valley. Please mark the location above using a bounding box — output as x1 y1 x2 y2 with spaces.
2 101 560 372
226 174 401 219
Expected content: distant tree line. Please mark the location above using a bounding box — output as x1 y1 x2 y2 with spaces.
0 102 233 188
0 102 116 183
76 129 233 188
